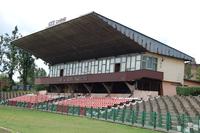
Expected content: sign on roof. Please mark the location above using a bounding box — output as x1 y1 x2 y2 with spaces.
48 17 66 27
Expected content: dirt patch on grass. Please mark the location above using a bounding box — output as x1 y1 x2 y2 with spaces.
0 127 12 133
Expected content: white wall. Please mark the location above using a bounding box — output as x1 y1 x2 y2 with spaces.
145 52 185 84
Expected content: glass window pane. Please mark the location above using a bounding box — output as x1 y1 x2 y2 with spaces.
102 59 106 64
147 57 153 69
115 57 121 63
91 65 94 74
110 64 114 73
106 59 110 71
94 65 98 74
136 55 141 60
126 57 131 70
98 60 102 73
110 58 115 64
121 63 126 72
85 62 88 74
122 57 126 62
102 64 106 73
88 62 91 74
141 61 146 69
82 62 85 74
131 56 136 69
136 61 141 70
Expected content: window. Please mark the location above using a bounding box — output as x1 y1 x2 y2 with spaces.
98 60 102 73
141 55 157 70
126 57 131 70
135 55 141 70
94 61 98 74
121 63 126 72
130 56 136 70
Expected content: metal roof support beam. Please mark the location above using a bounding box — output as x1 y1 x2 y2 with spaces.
83 84 93 96
125 81 136 97
102 83 113 97
67 84 76 97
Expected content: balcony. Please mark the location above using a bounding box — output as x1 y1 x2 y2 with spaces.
35 69 163 85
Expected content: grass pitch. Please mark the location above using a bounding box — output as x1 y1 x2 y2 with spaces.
0 106 160 133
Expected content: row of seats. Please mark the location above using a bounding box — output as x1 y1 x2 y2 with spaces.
9 94 56 104
57 97 132 108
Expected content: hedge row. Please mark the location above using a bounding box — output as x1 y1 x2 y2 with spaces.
176 86 200 96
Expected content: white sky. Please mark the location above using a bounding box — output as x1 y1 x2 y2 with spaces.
0 0 200 80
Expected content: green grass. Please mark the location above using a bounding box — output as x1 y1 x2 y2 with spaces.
0 106 160 133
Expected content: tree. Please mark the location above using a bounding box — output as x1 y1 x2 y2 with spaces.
0 26 21 89
34 67 47 78
33 67 47 91
18 48 35 88
196 66 200 81
184 63 193 79
0 35 4 67
0 73 9 91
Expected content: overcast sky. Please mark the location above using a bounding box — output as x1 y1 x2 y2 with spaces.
1 0 200 80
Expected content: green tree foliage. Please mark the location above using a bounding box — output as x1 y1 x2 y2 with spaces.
34 67 47 78
33 67 47 91
0 35 4 66
196 66 200 81
0 73 9 91
18 49 35 87
0 26 21 89
1 27 47 91
184 63 193 79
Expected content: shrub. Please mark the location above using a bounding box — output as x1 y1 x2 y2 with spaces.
33 84 47 91
176 86 200 96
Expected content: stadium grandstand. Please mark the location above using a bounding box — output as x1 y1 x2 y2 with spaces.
6 12 200 132
12 12 196 99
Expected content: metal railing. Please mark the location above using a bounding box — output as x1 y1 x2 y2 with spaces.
0 99 199 133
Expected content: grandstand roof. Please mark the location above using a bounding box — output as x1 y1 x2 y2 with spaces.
12 12 195 65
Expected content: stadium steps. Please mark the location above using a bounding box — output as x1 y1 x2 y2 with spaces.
163 96 180 126
173 96 192 122
178 96 199 116
158 96 168 114
0 91 30 100
189 96 200 113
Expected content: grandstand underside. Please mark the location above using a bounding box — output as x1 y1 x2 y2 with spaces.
47 78 162 98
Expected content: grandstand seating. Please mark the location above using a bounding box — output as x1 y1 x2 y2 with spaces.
57 97 132 108
127 96 200 115
8 94 59 104
124 95 200 126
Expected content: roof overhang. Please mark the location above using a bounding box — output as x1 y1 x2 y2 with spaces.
12 12 195 65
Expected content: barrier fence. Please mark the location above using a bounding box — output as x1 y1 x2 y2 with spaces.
0 99 199 133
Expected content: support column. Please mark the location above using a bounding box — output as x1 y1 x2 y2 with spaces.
67 84 75 97
83 84 93 96
54 85 60 93
125 81 136 97
102 83 113 97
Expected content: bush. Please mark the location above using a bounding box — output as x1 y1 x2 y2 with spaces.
176 86 200 96
33 85 47 91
